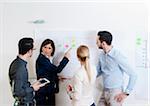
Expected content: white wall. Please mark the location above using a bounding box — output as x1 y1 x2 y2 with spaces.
0 3 3 105
0 0 145 2
1 2 149 106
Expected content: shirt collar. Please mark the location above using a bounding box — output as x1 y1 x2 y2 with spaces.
41 53 53 63
107 46 115 56
17 56 27 65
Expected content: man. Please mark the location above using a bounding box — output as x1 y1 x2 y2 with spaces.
96 31 137 106
9 37 45 106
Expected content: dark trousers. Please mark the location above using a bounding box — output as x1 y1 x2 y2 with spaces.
35 92 55 106
14 100 34 106
90 103 96 106
19 103 34 106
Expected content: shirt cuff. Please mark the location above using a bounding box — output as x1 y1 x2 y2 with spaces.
125 89 131 94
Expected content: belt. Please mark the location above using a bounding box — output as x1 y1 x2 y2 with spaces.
14 101 34 106
20 102 34 106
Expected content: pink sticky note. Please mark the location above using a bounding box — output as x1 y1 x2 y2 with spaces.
65 44 69 48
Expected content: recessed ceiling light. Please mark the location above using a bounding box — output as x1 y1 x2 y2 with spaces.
28 19 45 24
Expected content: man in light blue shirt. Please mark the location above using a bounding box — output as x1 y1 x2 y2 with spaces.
96 31 137 106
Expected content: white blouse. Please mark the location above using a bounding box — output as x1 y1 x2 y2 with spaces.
70 65 97 106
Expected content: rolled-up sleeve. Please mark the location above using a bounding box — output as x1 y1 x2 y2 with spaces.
117 54 137 94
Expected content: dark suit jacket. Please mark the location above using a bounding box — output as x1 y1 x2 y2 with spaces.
36 54 69 94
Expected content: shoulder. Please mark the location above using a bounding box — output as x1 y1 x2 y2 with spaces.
11 58 25 69
37 54 50 63
73 67 84 81
9 58 18 68
110 47 126 58
99 50 104 56
97 51 105 62
37 54 45 60
110 48 128 64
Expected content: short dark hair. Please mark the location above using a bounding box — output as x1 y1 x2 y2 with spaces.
97 31 113 45
18 37 34 55
40 39 55 56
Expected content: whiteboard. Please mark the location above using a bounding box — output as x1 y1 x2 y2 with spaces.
34 30 99 77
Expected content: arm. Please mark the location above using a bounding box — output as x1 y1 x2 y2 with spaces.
36 56 69 77
96 58 102 77
114 53 137 103
117 53 137 94
69 73 82 102
56 57 69 73
55 47 70 73
36 55 69 79
14 67 33 97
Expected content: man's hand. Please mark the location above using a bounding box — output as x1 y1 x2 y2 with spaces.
114 92 128 103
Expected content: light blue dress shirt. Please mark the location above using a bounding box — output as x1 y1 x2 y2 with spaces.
97 47 137 94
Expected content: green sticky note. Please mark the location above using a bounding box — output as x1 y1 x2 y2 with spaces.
136 42 141 46
72 44 76 48
136 38 142 41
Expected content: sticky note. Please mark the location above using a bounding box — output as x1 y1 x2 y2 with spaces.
65 44 69 48
72 44 76 48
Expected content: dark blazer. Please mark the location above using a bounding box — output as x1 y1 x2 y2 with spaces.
36 53 69 94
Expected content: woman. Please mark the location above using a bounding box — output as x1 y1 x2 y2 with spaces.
67 45 97 106
35 39 70 106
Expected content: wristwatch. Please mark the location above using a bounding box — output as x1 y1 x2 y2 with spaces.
124 92 129 96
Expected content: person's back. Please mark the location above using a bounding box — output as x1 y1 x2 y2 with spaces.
67 45 96 106
72 65 96 106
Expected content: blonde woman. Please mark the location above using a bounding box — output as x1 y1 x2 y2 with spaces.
67 45 97 106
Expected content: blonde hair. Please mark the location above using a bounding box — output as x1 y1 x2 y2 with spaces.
77 45 92 82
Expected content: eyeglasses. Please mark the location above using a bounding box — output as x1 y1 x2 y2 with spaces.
31 48 36 50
